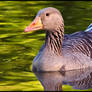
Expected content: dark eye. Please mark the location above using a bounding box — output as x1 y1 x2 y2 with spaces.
46 13 49 16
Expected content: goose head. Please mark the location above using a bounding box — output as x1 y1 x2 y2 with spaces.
24 7 64 33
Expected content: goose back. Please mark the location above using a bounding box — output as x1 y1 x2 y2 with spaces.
63 31 92 58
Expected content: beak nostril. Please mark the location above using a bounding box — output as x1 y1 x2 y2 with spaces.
32 22 35 25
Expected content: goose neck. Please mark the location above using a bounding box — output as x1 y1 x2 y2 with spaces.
45 29 64 56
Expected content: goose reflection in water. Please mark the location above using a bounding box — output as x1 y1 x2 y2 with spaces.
33 67 92 91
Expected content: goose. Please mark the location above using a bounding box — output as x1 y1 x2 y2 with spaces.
24 7 92 72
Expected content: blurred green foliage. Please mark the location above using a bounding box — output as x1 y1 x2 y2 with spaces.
0 1 92 91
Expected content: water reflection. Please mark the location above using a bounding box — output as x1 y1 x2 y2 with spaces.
34 67 92 91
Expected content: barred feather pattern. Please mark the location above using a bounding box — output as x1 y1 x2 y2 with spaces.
62 31 92 59
45 24 64 56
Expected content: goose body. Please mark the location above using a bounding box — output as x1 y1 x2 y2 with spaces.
25 7 92 72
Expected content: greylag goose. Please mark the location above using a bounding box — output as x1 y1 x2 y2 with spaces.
25 7 92 72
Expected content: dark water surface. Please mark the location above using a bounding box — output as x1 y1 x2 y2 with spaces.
34 67 92 91
0 1 92 91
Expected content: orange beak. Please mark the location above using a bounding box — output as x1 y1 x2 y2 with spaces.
24 17 43 32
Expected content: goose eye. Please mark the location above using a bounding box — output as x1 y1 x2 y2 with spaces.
46 13 49 16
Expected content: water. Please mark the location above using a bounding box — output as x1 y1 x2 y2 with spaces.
34 67 92 91
0 1 92 91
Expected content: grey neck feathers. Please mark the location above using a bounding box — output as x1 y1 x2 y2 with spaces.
45 24 64 56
